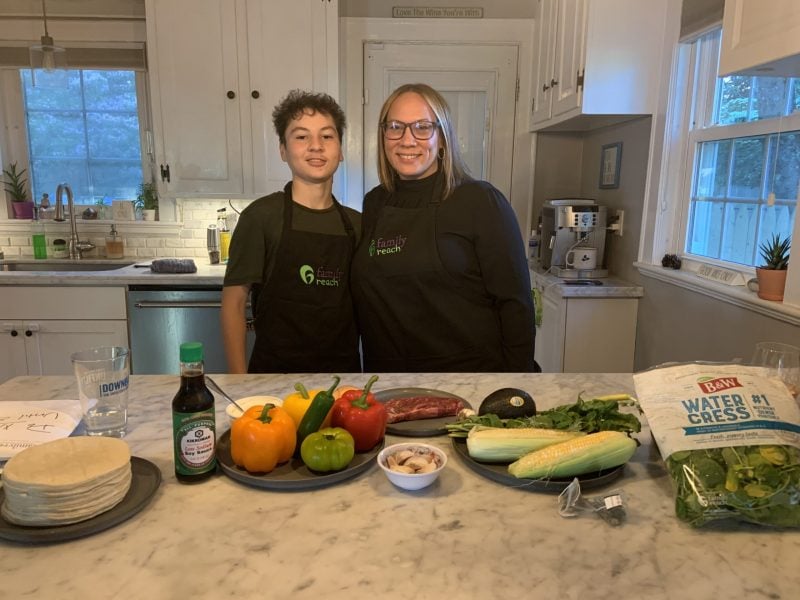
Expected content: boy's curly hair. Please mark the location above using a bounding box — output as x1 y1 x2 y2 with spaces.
272 89 346 145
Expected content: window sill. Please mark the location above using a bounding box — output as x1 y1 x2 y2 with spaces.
635 262 800 327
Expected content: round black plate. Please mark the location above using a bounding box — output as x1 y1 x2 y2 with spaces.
216 429 382 490
451 437 624 493
0 456 161 544
374 387 471 437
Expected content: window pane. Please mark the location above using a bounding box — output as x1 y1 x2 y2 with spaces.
717 76 751 124
21 69 143 202
720 202 757 265
770 132 800 200
687 200 724 258
729 136 765 198
695 139 731 197
715 75 795 124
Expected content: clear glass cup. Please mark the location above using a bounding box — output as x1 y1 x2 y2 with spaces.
70 346 130 437
751 341 800 399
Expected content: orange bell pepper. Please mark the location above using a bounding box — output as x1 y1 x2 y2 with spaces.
230 403 296 473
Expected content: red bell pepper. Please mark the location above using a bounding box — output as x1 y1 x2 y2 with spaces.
330 375 387 452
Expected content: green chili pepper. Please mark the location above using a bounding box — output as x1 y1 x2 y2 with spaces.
295 375 340 451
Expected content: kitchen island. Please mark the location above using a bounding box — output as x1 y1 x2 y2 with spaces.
1 372 798 600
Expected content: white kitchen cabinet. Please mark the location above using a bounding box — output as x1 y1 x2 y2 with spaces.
532 273 640 373
0 287 128 384
145 0 338 197
719 0 800 77
530 0 669 132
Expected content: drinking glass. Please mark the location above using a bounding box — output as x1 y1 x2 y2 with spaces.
750 341 800 398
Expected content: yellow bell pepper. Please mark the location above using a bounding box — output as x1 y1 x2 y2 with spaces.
284 382 359 430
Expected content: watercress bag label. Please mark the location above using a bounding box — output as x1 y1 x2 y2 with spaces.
634 363 800 527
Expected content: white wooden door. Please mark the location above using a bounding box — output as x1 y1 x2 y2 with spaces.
363 43 519 199
147 0 245 195
551 0 586 118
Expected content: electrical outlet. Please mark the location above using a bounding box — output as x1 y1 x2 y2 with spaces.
607 209 625 236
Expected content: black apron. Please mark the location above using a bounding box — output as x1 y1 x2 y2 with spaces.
249 184 360 373
351 178 505 372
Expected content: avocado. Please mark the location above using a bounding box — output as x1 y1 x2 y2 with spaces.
478 388 536 419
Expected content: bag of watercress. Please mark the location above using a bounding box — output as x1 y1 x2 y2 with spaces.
633 362 800 528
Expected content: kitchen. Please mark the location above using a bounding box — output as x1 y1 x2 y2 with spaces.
1 1 800 597
2 0 798 379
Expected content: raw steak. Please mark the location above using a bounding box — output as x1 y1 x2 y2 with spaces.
384 396 467 424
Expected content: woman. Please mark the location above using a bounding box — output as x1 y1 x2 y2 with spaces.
351 83 536 372
222 90 361 373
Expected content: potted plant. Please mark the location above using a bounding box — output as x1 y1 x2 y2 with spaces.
755 233 790 301
135 182 159 221
3 162 34 219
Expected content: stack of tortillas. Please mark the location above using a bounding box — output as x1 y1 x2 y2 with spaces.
1 437 132 526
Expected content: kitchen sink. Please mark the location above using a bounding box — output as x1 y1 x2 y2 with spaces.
0 260 135 272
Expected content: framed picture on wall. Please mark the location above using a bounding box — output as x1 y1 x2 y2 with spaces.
599 142 622 189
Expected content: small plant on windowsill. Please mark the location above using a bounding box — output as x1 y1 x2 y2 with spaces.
3 162 34 219
135 182 158 221
755 234 790 301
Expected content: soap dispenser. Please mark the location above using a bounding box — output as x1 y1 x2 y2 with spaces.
105 224 124 259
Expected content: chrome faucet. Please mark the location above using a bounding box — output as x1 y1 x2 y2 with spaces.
55 183 96 259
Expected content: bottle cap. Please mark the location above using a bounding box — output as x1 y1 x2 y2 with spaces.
179 342 204 363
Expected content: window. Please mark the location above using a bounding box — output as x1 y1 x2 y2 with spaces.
683 31 800 270
20 69 147 205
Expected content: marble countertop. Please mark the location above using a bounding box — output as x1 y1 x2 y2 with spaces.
530 264 644 299
0 258 226 287
1 372 798 600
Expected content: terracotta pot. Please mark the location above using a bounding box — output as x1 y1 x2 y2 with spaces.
12 201 34 219
755 267 787 301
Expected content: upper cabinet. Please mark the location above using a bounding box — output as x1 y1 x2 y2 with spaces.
719 0 800 77
530 0 670 132
145 0 338 198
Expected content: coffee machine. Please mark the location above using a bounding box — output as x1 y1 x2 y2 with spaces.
539 199 608 278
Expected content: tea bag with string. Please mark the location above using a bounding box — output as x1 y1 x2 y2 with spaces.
558 477 627 526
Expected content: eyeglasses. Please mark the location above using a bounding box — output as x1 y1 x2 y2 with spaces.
381 119 439 140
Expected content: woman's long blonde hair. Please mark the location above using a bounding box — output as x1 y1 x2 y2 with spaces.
376 83 472 199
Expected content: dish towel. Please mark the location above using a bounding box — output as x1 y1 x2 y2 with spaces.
532 288 543 328
150 258 197 273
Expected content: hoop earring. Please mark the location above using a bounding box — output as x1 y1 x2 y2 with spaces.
437 147 445 160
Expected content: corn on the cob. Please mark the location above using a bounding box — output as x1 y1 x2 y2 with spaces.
466 426 585 462
507 430 636 479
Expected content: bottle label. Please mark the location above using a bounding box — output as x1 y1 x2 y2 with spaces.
173 410 216 475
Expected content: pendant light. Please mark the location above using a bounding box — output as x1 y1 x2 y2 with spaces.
29 0 66 72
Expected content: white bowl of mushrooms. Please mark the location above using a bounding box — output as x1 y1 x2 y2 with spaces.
377 442 447 491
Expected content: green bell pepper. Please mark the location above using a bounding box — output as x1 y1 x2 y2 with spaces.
300 427 355 472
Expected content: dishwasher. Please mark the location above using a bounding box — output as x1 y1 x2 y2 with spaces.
126 285 254 374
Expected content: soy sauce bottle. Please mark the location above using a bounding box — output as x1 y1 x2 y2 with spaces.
172 342 216 482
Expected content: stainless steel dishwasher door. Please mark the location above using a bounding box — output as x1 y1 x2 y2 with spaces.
126 286 254 374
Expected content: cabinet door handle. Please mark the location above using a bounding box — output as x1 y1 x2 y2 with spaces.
251 90 260 99
160 163 171 183
10 329 18 337
227 90 236 99
542 83 550 92
550 78 559 87
25 330 33 337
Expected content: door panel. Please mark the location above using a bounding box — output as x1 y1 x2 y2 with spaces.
363 43 518 199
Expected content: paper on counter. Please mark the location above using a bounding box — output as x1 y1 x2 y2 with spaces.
0 400 83 462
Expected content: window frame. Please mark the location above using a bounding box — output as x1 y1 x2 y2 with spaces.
0 67 153 216
638 27 800 325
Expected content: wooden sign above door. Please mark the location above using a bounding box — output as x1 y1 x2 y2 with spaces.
392 7 483 19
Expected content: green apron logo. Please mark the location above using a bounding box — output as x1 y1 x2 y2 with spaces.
368 239 376 257
299 265 315 284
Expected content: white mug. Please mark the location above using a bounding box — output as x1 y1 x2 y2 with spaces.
566 247 598 270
